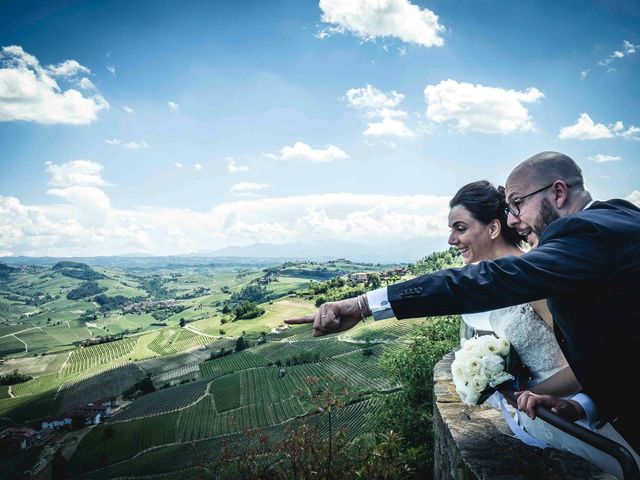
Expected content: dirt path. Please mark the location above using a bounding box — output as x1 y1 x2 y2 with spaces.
12 333 28 352
184 324 219 339
0 326 38 338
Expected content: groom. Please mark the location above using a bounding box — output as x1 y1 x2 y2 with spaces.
286 151 640 453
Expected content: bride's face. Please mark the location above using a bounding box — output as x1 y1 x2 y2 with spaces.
448 205 497 264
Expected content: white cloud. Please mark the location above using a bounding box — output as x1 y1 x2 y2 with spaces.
599 40 639 68
227 158 249 173
627 191 640 207
345 84 404 109
580 69 590 80
105 138 149 149
194 163 203 171
46 60 91 77
588 154 622 163
1 160 457 256
106 65 116 75
267 142 349 163
168 101 178 111
122 105 134 114
558 113 640 140
424 80 544 134
78 77 96 90
45 160 107 187
0 45 109 124
364 117 414 137
174 162 183 168
345 84 413 137
318 0 445 47
231 182 270 193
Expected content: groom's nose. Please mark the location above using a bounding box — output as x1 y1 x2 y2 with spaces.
507 211 519 228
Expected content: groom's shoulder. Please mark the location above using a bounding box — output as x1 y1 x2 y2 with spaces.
544 198 640 240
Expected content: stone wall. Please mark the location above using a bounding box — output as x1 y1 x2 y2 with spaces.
433 352 610 479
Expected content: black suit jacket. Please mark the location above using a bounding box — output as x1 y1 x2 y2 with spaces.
388 199 640 448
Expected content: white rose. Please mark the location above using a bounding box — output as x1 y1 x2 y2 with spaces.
498 337 510 356
451 358 466 382
470 374 488 393
464 356 482 375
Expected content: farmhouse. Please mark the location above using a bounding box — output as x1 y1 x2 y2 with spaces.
348 272 368 283
271 324 289 334
41 416 72 431
1 427 41 449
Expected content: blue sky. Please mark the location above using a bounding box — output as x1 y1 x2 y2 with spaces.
1 0 638 257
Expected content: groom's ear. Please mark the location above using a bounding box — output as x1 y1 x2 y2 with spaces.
552 180 571 209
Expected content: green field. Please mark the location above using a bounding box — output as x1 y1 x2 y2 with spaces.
0 256 436 478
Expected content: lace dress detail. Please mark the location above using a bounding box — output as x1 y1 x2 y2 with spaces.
489 304 567 384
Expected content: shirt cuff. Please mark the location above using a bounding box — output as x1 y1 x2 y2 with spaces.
571 392 598 429
366 287 395 321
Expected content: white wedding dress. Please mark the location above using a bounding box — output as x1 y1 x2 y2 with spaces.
463 304 639 479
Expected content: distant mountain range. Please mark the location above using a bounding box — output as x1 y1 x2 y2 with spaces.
1 237 448 267
194 238 447 263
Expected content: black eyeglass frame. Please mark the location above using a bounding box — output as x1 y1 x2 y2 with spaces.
504 182 567 217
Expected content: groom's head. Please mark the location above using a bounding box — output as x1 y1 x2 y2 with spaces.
505 152 591 244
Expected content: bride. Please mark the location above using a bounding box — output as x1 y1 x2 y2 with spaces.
448 180 638 479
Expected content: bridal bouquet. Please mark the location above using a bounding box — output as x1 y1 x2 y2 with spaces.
451 335 515 405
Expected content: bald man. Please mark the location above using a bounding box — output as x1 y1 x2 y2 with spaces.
286 152 640 455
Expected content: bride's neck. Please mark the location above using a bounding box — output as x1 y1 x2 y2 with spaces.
487 239 523 260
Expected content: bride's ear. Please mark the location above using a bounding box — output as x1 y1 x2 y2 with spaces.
489 219 501 240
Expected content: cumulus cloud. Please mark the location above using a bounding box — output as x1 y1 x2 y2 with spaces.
227 157 249 173
0 45 109 124
105 138 149 149
345 84 404 109
0 174 453 257
168 101 178 111
424 80 544 134
588 154 622 163
318 0 445 47
345 84 413 137
558 113 640 140
45 160 108 188
267 142 349 163
627 191 640 207
106 65 116 75
364 117 414 137
194 163 203 171
46 60 91 77
174 162 183 168
122 105 134 114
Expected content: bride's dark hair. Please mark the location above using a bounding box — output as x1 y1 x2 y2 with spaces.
449 180 523 247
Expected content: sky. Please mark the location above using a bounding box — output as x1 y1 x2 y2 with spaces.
0 0 639 258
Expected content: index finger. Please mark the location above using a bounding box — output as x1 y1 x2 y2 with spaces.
285 314 316 325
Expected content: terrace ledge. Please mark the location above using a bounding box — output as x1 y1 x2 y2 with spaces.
432 352 611 479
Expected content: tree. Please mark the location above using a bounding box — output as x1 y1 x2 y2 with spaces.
366 273 381 289
179 318 186 327
235 336 247 352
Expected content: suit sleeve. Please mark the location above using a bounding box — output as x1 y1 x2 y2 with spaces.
388 216 608 319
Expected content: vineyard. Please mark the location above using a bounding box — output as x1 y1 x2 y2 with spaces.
61 337 138 376
0 255 442 480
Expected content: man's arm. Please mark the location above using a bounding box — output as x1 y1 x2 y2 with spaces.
388 217 606 319
286 216 606 336
529 366 582 398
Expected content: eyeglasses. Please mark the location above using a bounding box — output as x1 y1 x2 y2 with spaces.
504 182 557 217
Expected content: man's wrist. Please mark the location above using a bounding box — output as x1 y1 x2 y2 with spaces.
357 294 372 319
